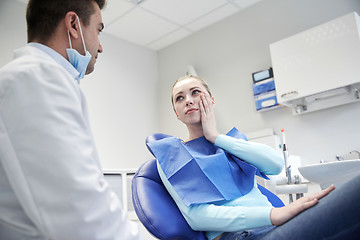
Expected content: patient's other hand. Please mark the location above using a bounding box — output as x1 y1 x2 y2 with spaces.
270 185 335 226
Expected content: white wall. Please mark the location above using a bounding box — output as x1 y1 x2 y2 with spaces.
81 34 159 169
157 0 360 166
0 0 27 67
2 0 360 169
0 0 159 170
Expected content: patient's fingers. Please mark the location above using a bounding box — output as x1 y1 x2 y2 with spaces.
199 93 218 143
310 185 335 201
200 93 211 113
272 185 335 226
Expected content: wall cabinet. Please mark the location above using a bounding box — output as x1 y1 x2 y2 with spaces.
270 12 360 115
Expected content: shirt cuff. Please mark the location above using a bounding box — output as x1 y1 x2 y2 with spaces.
243 206 273 229
215 134 243 149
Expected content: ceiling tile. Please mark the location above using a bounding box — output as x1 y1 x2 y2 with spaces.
147 28 192 51
105 7 178 46
102 0 135 25
233 0 263 9
140 0 230 25
13 0 264 51
186 3 240 32
14 0 28 4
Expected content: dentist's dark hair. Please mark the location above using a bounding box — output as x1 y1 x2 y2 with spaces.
26 0 106 43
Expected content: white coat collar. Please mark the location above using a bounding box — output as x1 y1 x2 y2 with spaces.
15 43 79 82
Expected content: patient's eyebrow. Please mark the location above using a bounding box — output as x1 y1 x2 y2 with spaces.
174 91 183 96
189 87 201 92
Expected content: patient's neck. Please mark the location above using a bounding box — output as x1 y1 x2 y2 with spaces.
186 124 204 141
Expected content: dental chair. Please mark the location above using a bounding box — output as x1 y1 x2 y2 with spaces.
132 133 284 240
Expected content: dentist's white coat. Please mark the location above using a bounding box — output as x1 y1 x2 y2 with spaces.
0 45 142 240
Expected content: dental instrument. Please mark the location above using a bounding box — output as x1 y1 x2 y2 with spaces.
281 129 293 203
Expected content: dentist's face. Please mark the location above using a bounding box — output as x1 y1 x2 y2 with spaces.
83 2 104 75
172 77 212 125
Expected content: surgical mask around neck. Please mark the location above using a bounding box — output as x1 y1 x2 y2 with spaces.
66 16 91 81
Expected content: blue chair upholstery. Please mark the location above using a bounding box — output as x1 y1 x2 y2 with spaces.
132 133 284 240
132 159 207 240
257 184 284 208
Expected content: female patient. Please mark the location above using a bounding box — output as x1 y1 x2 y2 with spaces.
147 75 360 240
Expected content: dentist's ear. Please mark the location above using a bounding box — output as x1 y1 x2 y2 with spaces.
211 96 215 105
65 11 80 39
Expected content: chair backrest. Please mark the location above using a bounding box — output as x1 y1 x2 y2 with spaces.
132 133 284 240
132 158 207 240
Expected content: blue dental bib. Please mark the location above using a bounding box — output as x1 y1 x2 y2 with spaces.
147 128 268 206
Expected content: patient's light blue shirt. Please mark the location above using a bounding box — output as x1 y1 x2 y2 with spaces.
157 134 284 240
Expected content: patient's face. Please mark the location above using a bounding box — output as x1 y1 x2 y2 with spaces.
172 77 210 125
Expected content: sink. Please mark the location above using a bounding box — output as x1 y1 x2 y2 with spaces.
298 159 360 189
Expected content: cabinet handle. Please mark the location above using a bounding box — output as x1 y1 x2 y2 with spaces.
281 91 299 98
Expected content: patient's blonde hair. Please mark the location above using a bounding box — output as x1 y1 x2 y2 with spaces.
171 75 212 110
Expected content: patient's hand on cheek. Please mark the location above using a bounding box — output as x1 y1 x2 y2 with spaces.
199 93 219 143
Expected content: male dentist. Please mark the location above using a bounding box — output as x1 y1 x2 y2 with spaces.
0 0 142 239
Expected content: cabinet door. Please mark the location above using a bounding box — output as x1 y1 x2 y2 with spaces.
270 12 360 105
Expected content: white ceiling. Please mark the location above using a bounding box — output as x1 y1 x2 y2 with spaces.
15 0 263 51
